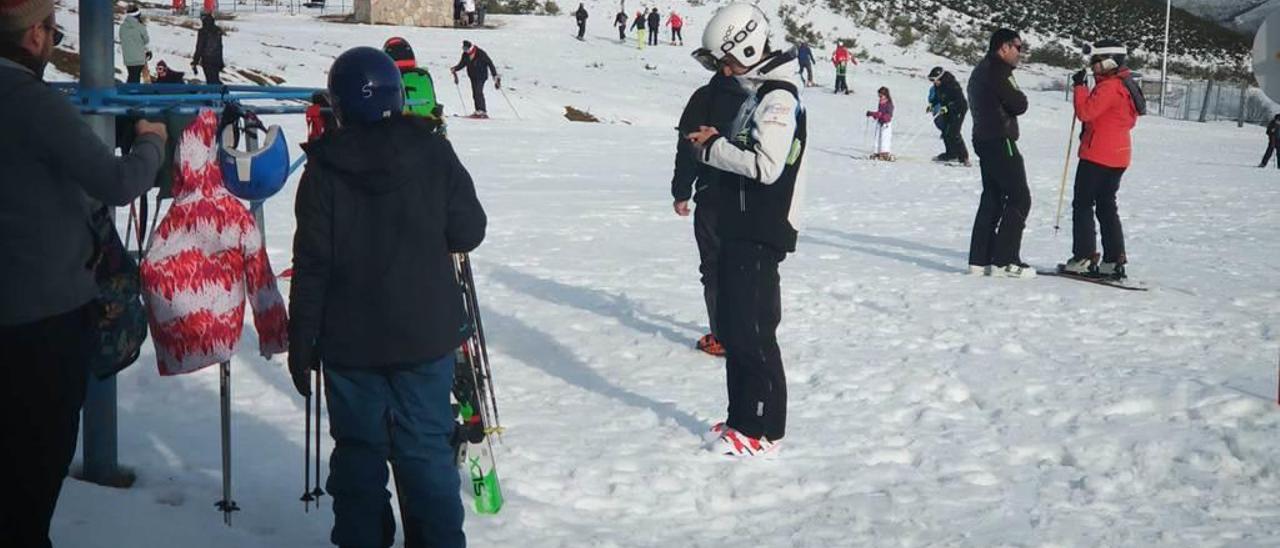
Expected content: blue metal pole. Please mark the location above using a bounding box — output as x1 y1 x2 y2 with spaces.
80 0 124 487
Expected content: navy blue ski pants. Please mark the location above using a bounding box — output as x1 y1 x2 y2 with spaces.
324 354 464 548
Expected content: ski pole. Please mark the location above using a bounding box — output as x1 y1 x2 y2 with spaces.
499 88 522 121
215 361 240 525
312 368 325 505
1053 114 1079 235
454 79 469 115
300 378 313 512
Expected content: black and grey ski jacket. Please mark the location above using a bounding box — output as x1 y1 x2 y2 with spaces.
967 53 1027 143
291 116 486 368
672 73 750 204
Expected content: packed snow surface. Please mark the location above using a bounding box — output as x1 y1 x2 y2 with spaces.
50 3 1280 546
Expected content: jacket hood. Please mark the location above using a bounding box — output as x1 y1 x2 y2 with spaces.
744 49 800 88
303 116 438 195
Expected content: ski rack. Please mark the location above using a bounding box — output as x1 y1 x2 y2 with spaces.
50 82 324 116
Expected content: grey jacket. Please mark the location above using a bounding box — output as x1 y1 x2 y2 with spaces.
119 15 150 67
0 58 164 326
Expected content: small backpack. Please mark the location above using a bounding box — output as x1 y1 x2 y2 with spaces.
87 206 149 379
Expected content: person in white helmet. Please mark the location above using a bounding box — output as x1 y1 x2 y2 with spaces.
686 2 807 458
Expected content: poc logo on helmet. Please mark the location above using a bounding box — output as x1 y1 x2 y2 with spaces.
720 19 759 59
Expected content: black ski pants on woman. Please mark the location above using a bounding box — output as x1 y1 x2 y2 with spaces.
0 305 93 548
1072 159 1127 264
969 138 1031 267
717 240 786 442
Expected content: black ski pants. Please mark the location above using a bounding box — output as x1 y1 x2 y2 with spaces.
799 64 813 84
648 24 659 45
693 198 720 337
126 65 144 83
671 27 682 43
617 25 625 40
942 111 968 162
0 305 93 548
835 74 848 94
717 240 786 442
202 63 223 85
577 21 586 39
1072 159 1127 264
969 138 1031 267
470 77 488 114
1261 138 1280 168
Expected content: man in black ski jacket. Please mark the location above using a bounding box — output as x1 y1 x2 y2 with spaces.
574 3 588 40
451 40 500 118
614 10 627 41
966 28 1033 278
672 70 750 357
646 8 660 47
1 0 167 543
191 12 224 85
934 68 969 165
290 47 485 548
1260 113 1280 168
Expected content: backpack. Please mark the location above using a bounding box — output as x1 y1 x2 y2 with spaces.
403 68 442 120
87 206 149 379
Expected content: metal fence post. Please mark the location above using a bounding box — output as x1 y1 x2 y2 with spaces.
1198 79 1213 123
81 0 128 487
1239 85 1248 128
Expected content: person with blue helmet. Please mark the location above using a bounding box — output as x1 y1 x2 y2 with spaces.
287 46 486 548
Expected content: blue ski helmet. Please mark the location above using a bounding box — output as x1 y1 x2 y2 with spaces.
327 46 404 126
219 122 291 201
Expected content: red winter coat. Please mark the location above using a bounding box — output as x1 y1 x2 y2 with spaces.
1074 68 1138 169
140 109 288 375
832 46 852 66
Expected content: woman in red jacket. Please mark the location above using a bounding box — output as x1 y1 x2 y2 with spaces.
1062 40 1145 280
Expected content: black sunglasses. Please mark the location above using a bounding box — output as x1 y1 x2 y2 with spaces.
42 23 64 46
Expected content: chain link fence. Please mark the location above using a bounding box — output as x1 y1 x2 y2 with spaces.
1139 78 1277 125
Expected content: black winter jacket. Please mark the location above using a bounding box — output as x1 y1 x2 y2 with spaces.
938 71 967 116
192 16 224 69
575 7 588 22
290 116 486 368
452 47 498 83
647 11 660 29
967 54 1027 143
672 73 750 203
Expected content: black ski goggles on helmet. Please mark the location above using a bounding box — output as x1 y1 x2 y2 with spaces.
691 48 722 72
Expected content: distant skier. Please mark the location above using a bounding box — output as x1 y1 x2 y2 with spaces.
573 3 588 41
866 86 894 161
671 60 750 358
289 46 486 548
384 36 445 127
191 12 224 85
1061 40 1145 280
453 0 464 26
928 66 970 166
464 0 477 26
614 9 627 41
797 42 815 87
647 8 660 47
118 5 151 83
686 3 807 457
1260 113 1280 168
831 42 855 94
450 40 500 118
665 10 683 46
966 28 1032 278
631 10 645 48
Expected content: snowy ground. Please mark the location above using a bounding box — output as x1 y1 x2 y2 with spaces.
50 4 1280 547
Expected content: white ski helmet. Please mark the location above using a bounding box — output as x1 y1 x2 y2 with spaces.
693 3 772 72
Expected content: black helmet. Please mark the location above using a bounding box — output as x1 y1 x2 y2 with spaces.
327 47 405 126
1086 39 1127 71
927 66 944 81
383 36 416 70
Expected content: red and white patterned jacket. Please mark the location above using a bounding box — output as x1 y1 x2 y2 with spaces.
140 109 288 375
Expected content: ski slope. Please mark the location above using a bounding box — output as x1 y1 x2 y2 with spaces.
50 3 1280 546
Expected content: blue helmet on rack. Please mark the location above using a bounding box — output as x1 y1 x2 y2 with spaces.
327 46 404 126
219 112 291 201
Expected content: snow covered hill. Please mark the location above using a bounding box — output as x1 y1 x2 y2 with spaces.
49 4 1280 547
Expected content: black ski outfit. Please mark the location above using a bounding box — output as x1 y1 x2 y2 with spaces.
672 73 751 341
646 10 660 46
937 71 969 163
967 52 1030 268
574 5 588 40
192 13 224 85
452 45 499 114
614 11 627 40
1261 115 1280 168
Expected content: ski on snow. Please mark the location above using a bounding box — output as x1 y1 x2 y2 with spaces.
1037 266 1149 291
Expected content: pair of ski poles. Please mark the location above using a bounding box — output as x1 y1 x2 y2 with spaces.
453 79 522 120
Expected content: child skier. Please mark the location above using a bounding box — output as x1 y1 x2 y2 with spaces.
866 86 894 161
832 42 855 94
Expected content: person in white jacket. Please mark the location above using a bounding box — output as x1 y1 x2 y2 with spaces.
686 2 807 458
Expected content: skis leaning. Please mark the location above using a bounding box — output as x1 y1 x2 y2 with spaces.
451 253 504 514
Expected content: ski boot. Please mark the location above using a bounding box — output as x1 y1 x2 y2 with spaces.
696 334 725 357
711 426 777 457
1098 261 1126 280
1060 253 1099 276
991 263 1037 279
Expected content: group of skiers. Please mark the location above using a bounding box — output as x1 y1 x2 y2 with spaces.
589 6 683 46
118 5 224 84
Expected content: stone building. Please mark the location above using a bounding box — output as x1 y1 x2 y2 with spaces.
354 0 452 28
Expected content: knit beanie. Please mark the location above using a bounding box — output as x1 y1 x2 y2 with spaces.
0 0 55 32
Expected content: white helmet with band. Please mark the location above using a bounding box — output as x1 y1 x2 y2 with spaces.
692 3 772 72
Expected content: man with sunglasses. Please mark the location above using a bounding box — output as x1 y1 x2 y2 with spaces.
966 28 1033 278
1 1 167 545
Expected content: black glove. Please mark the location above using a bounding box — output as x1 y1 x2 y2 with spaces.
287 341 318 397
1072 69 1087 87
